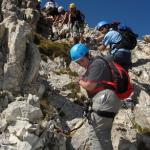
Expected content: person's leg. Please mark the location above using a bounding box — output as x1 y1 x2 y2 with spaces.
89 116 114 150
79 24 85 43
88 89 121 150
113 51 132 71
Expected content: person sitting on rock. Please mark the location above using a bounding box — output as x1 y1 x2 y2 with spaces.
70 43 121 150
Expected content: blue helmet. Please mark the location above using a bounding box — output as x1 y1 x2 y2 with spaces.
70 43 89 62
118 24 129 30
96 20 109 30
118 24 134 32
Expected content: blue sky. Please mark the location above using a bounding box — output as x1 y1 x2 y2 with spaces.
41 0 150 38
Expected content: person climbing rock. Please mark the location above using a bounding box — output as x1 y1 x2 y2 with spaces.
96 20 137 71
70 43 121 150
68 3 85 44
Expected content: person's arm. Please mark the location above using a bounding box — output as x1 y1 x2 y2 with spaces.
60 12 69 26
79 59 105 92
53 15 59 24
97 44 107 51
94 34 105 42
79 80 97 92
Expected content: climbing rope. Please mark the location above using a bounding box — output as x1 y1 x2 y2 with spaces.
32 98 87 149
53 117 87 138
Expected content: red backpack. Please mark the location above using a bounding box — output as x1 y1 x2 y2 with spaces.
91 57 133 100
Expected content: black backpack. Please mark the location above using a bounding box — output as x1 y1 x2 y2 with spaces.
113 28 138 50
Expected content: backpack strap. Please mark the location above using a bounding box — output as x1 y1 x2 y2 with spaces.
88 56 116 95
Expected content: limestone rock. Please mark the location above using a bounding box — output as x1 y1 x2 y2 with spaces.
69 61 86 75
70 119 90 150
3 20 31 91
8 120 32 139
48 72 72 90
23 132 44 149
23 43 41 85
134 106 150 133
27 94 40 108
138 90 150 107
17 141 32 150
2 101 43 123
0 119 7 133
24 8 40 30
144 35 150 43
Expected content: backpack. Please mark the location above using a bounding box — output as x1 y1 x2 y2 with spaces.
90 57 133 100
113 27 138 50
70 10 85 25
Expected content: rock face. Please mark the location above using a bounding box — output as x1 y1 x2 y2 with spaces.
0 0 40 92
0 0 150 149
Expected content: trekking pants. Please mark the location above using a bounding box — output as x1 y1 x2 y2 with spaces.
104 50 132 71
88 89 121 150
70 21 84 37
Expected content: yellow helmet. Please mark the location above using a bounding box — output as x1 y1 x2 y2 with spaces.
69 3 76 9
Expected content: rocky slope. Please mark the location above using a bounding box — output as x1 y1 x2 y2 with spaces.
0 0 150 150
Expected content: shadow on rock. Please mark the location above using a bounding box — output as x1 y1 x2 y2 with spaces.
132 59 150 68
118 137 137 150
136 133 150 150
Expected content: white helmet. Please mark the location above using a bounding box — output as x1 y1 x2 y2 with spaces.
45 2 55 10
58 6 64 13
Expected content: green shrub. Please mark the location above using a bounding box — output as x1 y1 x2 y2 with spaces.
34 33 71 65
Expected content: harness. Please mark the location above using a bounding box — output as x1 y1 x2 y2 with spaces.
83 98 116 124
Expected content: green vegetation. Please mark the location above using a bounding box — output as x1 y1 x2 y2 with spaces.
131 116 150 134
61 82 87 101
34 33 71 66
133 122 150 134
53 68 78 77
62 82 79 92
40 99 57 121
62 82 80 99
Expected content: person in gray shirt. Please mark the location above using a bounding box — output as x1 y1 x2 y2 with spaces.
70 43 121 150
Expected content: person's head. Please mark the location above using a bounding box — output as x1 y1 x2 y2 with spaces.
70 43 90 68
111 21 120 30
58 6 64 13
45 2 55 11
69 3 76 12
96 20 110 34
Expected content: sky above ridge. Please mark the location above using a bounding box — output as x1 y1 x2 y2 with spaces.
41 0 150 38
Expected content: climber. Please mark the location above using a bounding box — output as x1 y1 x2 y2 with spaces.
36 0 41 10
96 20 137 71
44 0 58 9
68 3 85 44
70 43 121 150
53 6 69 39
